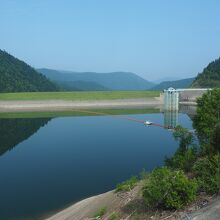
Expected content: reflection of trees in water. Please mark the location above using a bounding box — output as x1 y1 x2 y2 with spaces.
164 110 178 129
163 105 197 129
179 105 197 121
0 118 51 156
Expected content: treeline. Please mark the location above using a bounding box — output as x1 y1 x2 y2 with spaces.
0 50 58 92
192 57 220 88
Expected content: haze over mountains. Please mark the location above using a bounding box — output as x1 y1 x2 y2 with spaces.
0 49 219 93
37 68 155 91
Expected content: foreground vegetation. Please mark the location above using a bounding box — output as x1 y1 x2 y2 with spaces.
0 91 160 101
96 88 220 219
150 89 220 205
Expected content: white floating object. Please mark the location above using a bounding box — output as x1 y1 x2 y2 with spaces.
144 120 152 126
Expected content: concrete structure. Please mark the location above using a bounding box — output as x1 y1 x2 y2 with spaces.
164 87 179 110
163 88 211 111
177 88 211 102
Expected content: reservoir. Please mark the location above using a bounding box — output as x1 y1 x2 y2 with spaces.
0 108 193 220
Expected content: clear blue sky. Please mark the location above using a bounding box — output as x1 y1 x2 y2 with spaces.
1 0 220 80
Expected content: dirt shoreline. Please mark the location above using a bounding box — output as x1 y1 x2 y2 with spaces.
0 98 163 112
45 189 220 220
44 190 119 220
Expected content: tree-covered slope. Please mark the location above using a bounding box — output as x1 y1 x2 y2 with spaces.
151 77 194 90
192 57 220 88
37 68 154 90
0 50 58 92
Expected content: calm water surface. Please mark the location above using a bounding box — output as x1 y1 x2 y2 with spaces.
0 112 192 220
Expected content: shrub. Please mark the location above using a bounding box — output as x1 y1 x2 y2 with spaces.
173 125 194 153
193 88 220 154
108 213 119 220
165 147 197 172
93 207 107 218
142 167 198 209
115 176 138 192
165 125 198 172
193 154 220 194
139 168 149 180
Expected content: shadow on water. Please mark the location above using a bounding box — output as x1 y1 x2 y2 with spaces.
0 118 51 156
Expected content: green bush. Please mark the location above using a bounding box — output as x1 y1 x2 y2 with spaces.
193 154 220 194
139 168 149 180
173 125 194 153
93 207 107 218
193 88 220 155
142 167 198 209
108 213 119 220
115 176 138 192
165 125 198 172
165 147 197 172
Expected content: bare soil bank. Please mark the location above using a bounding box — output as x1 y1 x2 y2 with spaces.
45 184 220 220
0 98 162 112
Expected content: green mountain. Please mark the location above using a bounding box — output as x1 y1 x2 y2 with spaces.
56 80 109 91
37 68 154 91
0 50 58 92
192 57 220 88
151 77 194 90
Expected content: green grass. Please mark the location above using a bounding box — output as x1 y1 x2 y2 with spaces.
0 91 160 101
108 213 119 220
115 176 138 192
93 207 107 218
0 108 160 118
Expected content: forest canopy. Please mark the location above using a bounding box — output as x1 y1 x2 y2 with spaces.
0 50 58 92
192 57 220 88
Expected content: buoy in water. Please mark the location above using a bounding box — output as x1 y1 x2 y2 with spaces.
144 120 153 126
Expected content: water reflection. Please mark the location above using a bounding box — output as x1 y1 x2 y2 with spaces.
163 105 196 129
0 111 193 220
0 106 197 157
163 110 178 129
0 118 51 156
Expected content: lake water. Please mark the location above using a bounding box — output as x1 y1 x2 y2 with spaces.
0 110 193 220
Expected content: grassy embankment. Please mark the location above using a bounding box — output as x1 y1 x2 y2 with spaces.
0 91 160 101
0 91 160 118
0 108 160 118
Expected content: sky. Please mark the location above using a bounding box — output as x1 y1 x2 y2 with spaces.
0 0 220 81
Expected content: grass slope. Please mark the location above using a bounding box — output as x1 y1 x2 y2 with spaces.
0 91 160 101
0 108 160 118
56 80 109 91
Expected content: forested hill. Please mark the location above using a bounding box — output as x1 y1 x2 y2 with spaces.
0 50 58 92
37 68 154 91
151 77 194 90
192 57 220 88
